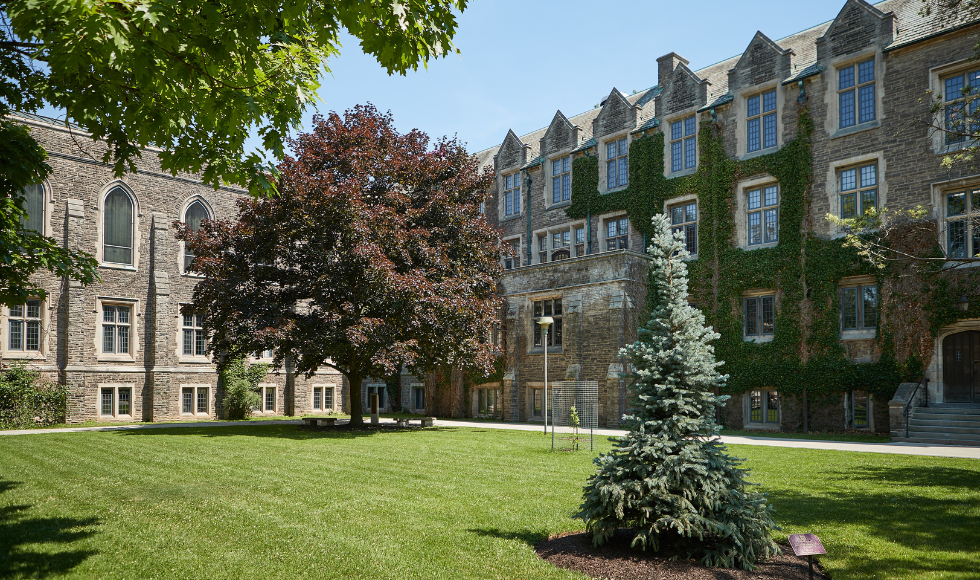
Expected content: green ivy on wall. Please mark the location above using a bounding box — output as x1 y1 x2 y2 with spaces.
566 107 977 404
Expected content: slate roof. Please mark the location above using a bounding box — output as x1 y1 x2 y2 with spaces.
475 0 978 172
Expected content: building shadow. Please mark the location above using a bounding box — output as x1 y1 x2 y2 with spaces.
0 480 100 579
112 423 432 440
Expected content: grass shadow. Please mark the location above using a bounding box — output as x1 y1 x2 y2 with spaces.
112 423 443 440
0 480 100 579
467 527 552 545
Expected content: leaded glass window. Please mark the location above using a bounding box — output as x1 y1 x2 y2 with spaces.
104 188 134 265
838 58 875 129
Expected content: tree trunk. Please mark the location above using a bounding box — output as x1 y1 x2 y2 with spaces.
348 373 364 425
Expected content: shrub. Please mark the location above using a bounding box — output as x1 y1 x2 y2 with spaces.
0 364 68 429
220 359 268 420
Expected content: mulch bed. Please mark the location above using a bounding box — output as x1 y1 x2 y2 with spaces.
535 531 830 580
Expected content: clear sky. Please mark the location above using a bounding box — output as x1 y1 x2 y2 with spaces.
299 0 862 157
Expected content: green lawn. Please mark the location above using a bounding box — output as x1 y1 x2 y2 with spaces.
0 425 976 579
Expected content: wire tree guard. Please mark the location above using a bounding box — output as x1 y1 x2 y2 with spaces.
548 380 599 451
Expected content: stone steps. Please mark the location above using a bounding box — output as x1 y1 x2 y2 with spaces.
903 405 980 446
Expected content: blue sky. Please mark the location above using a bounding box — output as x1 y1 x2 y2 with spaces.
300 0 860 156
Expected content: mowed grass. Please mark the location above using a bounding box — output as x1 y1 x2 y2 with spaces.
0 426 976 580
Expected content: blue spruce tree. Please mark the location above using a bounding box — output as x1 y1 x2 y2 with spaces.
576 214 779 570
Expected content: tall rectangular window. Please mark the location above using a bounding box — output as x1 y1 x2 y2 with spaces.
946 189 980 259
943 68 980 144
839 58 875 129
747 185 779 246
538 234 548 264
413 386 424 410
552 156 571 203
22 184 44 234
606 138 628 189
532 298 563 348
504 173 521 216
839 163 878 218
8 300 41 352
744 295 775 339
747 89 777 152
182 311 206 356
852 390 869 428
574 226 586 256
670 116 697 172
102 304 131 354
841 284 878 331
669 201 698 255
605 217 628 251
264 387 275 412
503 239 520 270
748 389 779 425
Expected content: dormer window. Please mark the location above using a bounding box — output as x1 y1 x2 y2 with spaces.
552 156 571 204
606 138 628 189
747 89 777 153
504 173 521 217
670 117 696 172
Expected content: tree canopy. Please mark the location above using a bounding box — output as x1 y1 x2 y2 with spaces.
0 0 469 307
177 104 502 424
577 214 778 570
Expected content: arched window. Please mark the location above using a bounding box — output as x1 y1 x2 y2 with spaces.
22 184 44 234
183 200 210 271
104 187 134 265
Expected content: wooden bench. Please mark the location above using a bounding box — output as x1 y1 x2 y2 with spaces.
302 417 337 427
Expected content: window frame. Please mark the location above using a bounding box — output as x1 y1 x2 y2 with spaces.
96 297 138 362
179 307 209 362
256 384 277 414
746 88 778 154
745 184 779 247
942 187 980 260
3 299 45 359
604 137 628 191
668 114 697 173
666 197 698 257
21 182 49 237
98 384 135 420
850 389 871 429
837 56 876 130
745 388 780 428
180 385 211 417
180 197 213 275
311 385 335 412
99 184 139 269
743 292 776 343
532 297 563 350
839 281 878 338
503 173 522 218
827 51 881 138
502 237 521 270
603 216 629 252
551 155 572 205
411 383 425 412
475 387 501 417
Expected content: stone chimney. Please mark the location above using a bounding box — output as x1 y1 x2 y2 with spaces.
657 52 690 87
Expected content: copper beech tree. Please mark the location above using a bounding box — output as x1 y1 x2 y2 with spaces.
177 105 502 424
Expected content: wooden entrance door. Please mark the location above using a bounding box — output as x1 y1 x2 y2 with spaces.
943 331 980 403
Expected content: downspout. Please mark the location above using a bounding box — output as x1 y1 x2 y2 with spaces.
524 168 532 266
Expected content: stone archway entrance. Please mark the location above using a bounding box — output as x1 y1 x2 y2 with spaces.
943 331 980 403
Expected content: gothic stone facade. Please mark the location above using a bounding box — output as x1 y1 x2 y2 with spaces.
4 115 344 423
473 0 980 432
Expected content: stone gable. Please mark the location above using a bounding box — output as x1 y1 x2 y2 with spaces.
592 89 638 140
817 0 894 61
540 111 578 158
495 130 526 172
728 32 793 93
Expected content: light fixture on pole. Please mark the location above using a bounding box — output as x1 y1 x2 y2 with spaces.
957 294 970 312
536 316 554 435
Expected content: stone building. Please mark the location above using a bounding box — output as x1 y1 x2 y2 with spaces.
472 0 980 439
4 113 344 423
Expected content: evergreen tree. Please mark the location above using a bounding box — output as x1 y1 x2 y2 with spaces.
576 213 779 570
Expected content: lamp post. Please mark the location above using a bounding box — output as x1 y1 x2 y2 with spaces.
536 316 554 435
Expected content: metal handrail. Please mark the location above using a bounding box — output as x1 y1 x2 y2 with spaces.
903 377 930 438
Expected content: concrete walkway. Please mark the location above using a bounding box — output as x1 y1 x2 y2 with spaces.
2 417 979 459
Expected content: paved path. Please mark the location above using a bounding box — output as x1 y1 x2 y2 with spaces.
3 417 979 459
